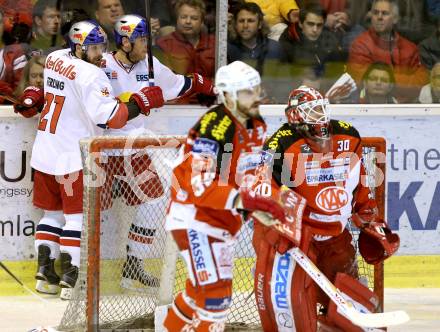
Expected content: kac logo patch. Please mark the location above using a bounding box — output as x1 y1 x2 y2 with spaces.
315 186 349 212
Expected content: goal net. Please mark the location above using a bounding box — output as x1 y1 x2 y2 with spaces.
58 135 386 331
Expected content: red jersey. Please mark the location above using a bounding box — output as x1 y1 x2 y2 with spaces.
166 104 266 237
261 119 375 238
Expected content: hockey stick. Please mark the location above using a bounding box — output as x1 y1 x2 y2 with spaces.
288 247 410 328
145 0 155 87
0 261 48 302
0 93 20 104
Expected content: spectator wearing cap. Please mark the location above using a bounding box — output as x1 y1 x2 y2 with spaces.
348 0 428 102
228 2 283 75
156 0 215 78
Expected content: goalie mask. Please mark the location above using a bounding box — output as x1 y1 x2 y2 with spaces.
285 86 331 141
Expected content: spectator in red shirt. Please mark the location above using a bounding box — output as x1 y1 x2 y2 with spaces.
348 0 428 102
156 0 215 78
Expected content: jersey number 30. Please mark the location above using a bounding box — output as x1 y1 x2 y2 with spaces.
38 92 66 134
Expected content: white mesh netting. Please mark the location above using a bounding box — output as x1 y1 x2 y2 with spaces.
58 136 385 331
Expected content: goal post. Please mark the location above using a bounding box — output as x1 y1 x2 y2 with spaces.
58 135 386 331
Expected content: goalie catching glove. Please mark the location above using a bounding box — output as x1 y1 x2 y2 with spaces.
129 85 164 116
358 221 400 264
14 86 45 118
352 213 400 264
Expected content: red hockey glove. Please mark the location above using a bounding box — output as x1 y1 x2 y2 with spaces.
235 188 286 222
236 186 306 245
191 73 217 107
358 221 400 265
130 86 164 116
191 73 215 96
14 86 45 118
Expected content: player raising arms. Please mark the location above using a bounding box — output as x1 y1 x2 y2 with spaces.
13 20 163 299
162 61 296 332
99 14 216 290
251 86 400 331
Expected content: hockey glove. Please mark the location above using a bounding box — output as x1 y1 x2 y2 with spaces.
191 73 215 96
234 188 286 223
130 86 164 116
14 86 44 118
191 73 217 107
358 221 400 265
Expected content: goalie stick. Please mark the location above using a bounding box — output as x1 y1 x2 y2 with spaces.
288 247 410 328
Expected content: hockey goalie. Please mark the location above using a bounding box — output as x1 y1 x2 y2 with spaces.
250 86 400 332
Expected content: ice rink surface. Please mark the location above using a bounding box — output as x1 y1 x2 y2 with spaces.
0 288 438 332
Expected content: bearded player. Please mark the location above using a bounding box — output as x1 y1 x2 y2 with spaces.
251 86 400 331
13 20 163 299
161 61 303 332
100 14 216 289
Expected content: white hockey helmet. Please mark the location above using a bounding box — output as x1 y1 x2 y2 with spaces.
215 61 261 106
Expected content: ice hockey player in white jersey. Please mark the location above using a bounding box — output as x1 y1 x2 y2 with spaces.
100 14 216 290
13 20 165 299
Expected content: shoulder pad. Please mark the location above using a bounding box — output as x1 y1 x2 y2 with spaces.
331 119 360 138
195 105 235 143
264 123 300 152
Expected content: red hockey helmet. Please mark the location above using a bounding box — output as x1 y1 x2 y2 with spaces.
285 85 330 140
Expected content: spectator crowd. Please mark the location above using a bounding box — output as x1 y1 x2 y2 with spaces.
1 0 440 104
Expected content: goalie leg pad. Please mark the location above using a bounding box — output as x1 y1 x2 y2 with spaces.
314 229 358 308
326 273 381 332
253 222 319 331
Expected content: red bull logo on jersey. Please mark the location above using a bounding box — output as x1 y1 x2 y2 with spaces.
45 55 76 80
315 186 349 212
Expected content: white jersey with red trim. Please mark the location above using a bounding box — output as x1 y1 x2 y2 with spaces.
30 48 120 175
101 52 185 136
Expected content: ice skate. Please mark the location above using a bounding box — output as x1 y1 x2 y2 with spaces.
120 255 159 290
35 245 60 295
59 252 78 300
